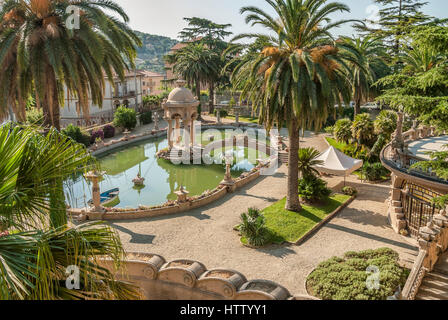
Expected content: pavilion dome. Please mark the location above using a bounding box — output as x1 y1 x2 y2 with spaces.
166 80 196 105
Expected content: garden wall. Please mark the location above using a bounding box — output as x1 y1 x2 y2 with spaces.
100 252 318 300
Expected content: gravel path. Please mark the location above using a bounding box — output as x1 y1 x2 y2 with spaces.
109 132 418 295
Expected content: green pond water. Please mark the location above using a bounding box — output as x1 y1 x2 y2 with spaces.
66 132 269 208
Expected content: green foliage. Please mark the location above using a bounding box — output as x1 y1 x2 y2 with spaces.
298 175 332 203
411 147 448 180
113 107 137 130
352 114 375 147
374 110 397 138
307 248 409 300
239 208 269 247
342 186 358 196
26 108 44 126
214 109 228 118
140 111 153 125
324 126 334 134
362 162 390 181
0 0 141 129
334 118 353 144
61 124 91 147
134 31 178 74
298 147 323 178
432 195 448 210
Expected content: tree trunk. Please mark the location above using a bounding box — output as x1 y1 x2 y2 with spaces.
354 97 361 118
285 119 301 212
208 82 214 115
196 79 203 121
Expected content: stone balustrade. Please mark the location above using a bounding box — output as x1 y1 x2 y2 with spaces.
401 208 448 299
99 252 318 300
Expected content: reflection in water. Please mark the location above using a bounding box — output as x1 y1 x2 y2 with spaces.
67 136 268 208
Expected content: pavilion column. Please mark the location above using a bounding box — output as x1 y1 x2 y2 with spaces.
167 118 174 148
190 119 195 146
175 117 181 144
183 118 191 146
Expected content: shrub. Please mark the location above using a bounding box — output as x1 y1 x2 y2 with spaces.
333 118 353 144
374 110 397 138
90 129 104 144
140 111 153 125
342 186 358 196
352 113 375 147
214 109 228 118
239 207 269 247
61 124 91 147
26 108 44 126
307 248 409 300
362 162 389 181
298 175 332 203
324 126 334 134
103 124 115 138
113 106 137 130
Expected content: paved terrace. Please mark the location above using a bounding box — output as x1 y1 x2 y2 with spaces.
109 131 418 295
408 135 448 160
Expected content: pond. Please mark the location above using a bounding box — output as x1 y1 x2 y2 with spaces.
66 132 270 209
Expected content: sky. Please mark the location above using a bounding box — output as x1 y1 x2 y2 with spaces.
113 0 447 40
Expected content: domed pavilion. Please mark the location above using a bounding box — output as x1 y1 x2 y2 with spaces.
162 80 200 149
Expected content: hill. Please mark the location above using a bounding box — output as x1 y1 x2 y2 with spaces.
134 31 178 75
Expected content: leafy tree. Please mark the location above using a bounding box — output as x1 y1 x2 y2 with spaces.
165 43 220 118
0 0 141 130
230 0 354 212
0 123 142 299
355 0 434 58
377 27 448 130
177 17 233 114
339 36 389 115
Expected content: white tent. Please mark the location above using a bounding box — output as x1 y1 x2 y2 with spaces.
313 146 363 182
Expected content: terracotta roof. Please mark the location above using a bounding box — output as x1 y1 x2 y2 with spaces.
170 37 203 52
136 70 165 78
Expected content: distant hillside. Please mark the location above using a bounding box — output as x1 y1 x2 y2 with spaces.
134 31 178 75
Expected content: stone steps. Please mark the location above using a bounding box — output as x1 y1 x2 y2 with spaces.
415 252 448 300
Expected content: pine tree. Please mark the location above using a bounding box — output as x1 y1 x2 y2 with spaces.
355 0 432 57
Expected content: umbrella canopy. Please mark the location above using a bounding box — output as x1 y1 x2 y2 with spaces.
313 146 363 177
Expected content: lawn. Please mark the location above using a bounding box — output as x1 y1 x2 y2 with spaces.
325 137 347 151
242 193 351 245
226 115 260 124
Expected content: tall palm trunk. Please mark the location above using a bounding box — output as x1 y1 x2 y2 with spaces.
195 79 203 121
42 67 61 131
208 82 215 115
354 97 361 117
285 119 301 212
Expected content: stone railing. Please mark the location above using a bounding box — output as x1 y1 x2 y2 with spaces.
99 252 318 300
401 208 448 300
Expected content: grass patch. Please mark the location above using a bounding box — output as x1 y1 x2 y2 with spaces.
258 193 351 244
353 170 391 182
226 115 260 124
325 137 347 151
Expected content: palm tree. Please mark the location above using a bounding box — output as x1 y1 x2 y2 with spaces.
0 0 141 130
339 36 389 116
298 147 323 179
165 43 220 119
230 0 354 212
0 123 141 299
400 44 447 73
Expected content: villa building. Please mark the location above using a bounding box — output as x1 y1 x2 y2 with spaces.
139 70 166 96
61 70 144 127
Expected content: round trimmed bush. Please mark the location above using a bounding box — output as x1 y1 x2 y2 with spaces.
214 109 228 118
298 175 332 203
307 248 409 300
113 106 137 130
342 186 358 196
